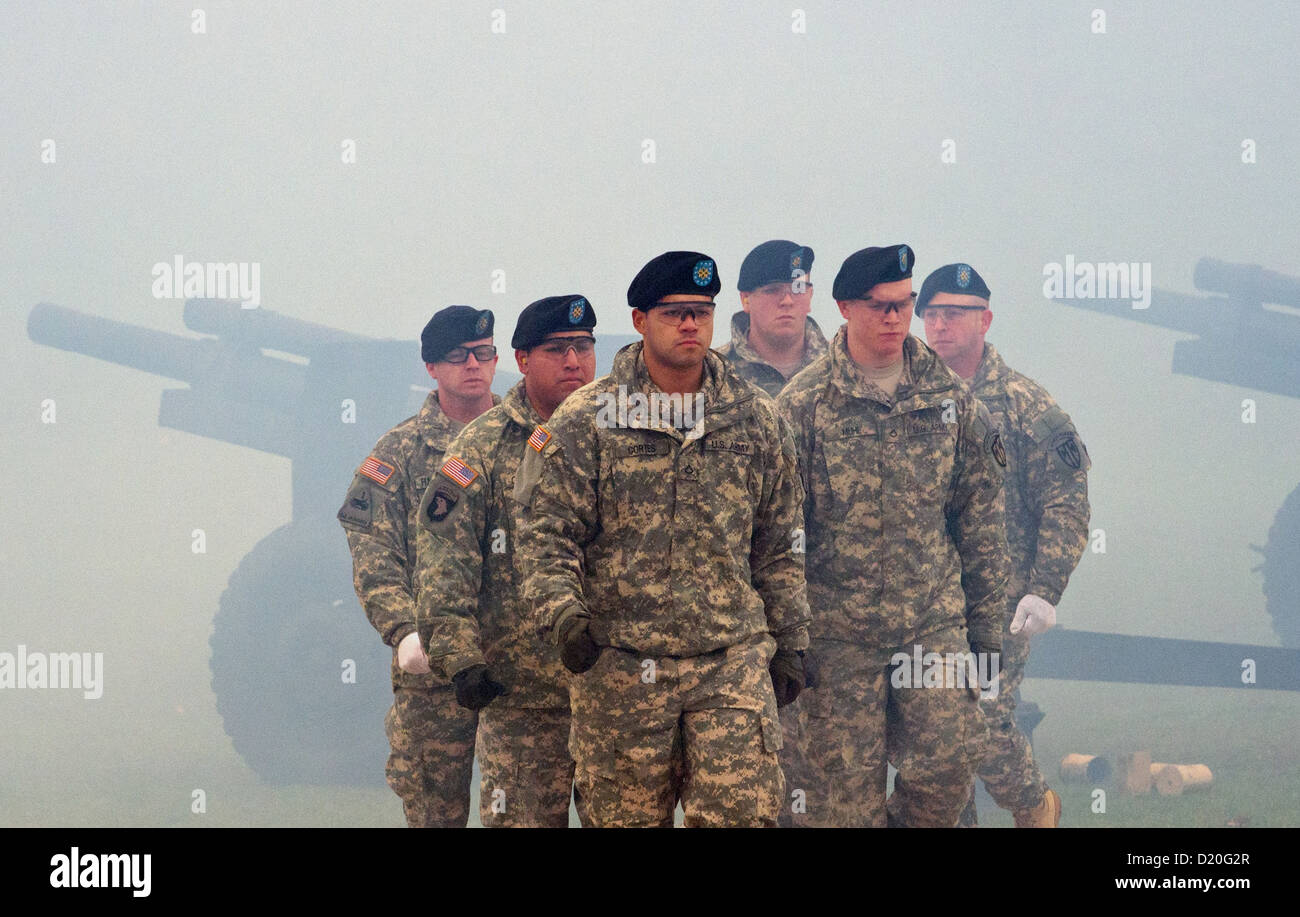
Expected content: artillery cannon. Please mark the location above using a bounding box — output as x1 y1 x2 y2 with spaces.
1057 257 1300 648
27 299 636 785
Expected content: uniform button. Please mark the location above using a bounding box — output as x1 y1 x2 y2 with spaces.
888 429 899 439
683 464 696 476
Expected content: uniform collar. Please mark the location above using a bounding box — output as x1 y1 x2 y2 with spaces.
501 378 545 430
827 327 958 411
970 342 1010 394
419 388 501 448
607 341 756 438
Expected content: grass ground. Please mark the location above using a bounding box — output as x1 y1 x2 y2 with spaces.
2 681 1294 827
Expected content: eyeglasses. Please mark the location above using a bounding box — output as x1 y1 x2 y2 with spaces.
442 344 498 364
855 292 918 314
534 337 596 358
752 281 814 298
921 306 987 323
651 303 716 325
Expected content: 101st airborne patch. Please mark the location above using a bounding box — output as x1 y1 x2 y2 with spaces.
426 486 459 524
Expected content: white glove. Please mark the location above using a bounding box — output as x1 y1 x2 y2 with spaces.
397 631 431 674
1009 594 1056 636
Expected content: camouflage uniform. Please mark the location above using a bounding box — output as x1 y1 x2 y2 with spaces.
964 343 1091 816
515 342 811 827
776 329 1009 827
338 389 499 827
415 380 574 827
717 311 829 397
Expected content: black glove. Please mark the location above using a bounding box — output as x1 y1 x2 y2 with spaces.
802 647 820 691
452 664 507 711
558 616 600 674
969 641 1002 689
769 649 806 708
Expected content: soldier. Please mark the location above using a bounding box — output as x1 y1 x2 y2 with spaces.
777 244 1009 828
719 239 828 397
917 263 1091 828
414 294 599 827
337 305 499 827
515 251 812 828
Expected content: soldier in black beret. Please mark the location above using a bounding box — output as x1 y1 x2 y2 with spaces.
336 303 500 826
777 243 1011 828
412 293 599 827
420 305 498 424
512 294 598 418
511 248 813 826
918 262 1089 829
719 240 828 397
625 250 722 388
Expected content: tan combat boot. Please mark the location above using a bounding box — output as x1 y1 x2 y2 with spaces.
1013 788 1061 828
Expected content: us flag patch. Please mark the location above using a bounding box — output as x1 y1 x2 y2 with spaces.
358 456 396 485
527 426 552 452
441 456 478 487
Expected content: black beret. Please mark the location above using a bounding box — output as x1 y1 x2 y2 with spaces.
916 263 992 314
831 244 914 301
627 251 721 310
511 294 597 350
421 306 494 363
738 240 815 291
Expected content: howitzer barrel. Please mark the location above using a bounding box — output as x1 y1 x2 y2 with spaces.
183 298 371 354
29 302 308 412
1194 258 1300 307
29 303 210 383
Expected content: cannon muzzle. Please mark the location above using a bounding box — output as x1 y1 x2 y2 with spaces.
29 302 210 382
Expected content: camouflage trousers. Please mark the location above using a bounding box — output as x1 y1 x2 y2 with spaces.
958 625 1049 824
569 631 785 828
780 628 986 827
384 685 478 827
477 703 575 828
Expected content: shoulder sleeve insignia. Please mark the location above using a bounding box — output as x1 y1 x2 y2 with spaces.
527 425 552 453
337 481 375 532
440 455 479 487
987 431 1008 469
425 485 460 524
358 456 396 485
1051 431 1087 471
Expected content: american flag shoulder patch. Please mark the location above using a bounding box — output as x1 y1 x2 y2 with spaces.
527 425 552 452
441 455 479 487
358 456 396 485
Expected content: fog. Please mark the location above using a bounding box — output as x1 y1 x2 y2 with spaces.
3 1 1297 826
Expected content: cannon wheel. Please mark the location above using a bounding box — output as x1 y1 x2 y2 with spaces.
1262 483 1300 648
209 522 393 785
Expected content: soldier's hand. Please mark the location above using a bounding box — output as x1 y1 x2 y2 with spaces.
558 616 600 674
396 631 431 675
769 649 806 707
1010 594 1056 636
452 664 507 711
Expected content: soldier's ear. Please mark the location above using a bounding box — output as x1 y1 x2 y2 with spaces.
740 293 751 313
515 349 529 374
425 362 440 384
981 309 993 334
631 309 648 335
